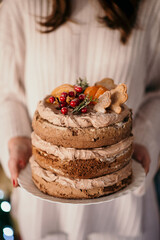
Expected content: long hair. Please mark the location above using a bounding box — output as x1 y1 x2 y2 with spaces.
39 0 142 44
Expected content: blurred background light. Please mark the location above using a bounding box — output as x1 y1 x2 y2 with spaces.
3 227 14 240
1 201 11 213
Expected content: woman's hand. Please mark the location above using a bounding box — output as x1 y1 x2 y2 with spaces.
133 143 151 174
8 137 32 187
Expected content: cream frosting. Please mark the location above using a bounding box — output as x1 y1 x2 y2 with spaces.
32 132 133 161
37 100 130 128
30 156 132 190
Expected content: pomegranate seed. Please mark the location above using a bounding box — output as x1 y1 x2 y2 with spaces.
61 92 68 98
49 96 55 103
79 94 85 101
69 91 75 97
60 102 67 108
60 95 66 102
74 85 83 93
81 107 87 113
61 107 68 115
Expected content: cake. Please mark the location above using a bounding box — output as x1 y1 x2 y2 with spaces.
30 78 133 199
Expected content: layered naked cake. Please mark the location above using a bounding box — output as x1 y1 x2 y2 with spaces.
30 78 133 199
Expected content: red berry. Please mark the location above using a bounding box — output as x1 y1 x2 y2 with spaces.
60 102 67 108
78 94 85 101
69 91 75 97
81 107 87 113
49 96 55 103
61 107 68 115
70 100 77 108
60 95 66 102
74 85 83 93
74 98 80 105
61 92 68 98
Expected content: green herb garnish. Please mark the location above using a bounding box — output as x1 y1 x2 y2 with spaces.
76 77 89 92
72 95 97 114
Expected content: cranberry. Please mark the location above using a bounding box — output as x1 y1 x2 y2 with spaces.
49 96 55 103
60 102 67 108
81 107 87 113
74 98 80 105
79 94 85 101
60 95 66 102
61 107 68 115
61 92 68 98
70 99 79 107
70 100 77 108
68 91 75 97
74 85 83 93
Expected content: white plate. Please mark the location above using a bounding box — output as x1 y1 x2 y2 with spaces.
18 160 145 205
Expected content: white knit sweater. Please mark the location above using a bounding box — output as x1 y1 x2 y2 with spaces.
0 0 160 240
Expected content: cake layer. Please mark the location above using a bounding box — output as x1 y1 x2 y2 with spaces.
32 146 132 178
32 133 133 178
32 132 133 161
32 111 132 148
38 100 130 128
30 156 132 199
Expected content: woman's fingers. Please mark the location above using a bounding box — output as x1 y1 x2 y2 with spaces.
8 137 32 187
8 157 28 187
133 143 151 174
8 157 19 187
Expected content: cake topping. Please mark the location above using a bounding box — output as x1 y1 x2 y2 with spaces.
59 95 66 102
61 107 68 115
78 94 86 101
75 77 89 92
38 99 130 128
81 107 87 113
95 78 117 90
68 91 75 97
93 80 128 114
110 83 128 114
46 78 128 115
61 92 68 98
74 85 83 93
72 96 96 114
49 96 55 103
84 85 108 103
51 84 76 98
93 91 111 113
70 99 78 108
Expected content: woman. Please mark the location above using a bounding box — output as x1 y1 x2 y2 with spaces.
0 0 159 239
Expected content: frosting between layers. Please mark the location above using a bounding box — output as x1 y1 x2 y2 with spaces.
32 132 133 161
37 100 130 128
30 156 132 189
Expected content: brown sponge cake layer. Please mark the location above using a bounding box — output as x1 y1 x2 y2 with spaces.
32 173 132 199
30 160 132 199
32 111 132 148
32 145 133 179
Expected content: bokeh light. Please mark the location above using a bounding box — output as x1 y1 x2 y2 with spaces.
1 201 11 212
3 227 14 240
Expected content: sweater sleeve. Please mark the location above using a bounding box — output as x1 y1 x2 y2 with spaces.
0 0 32 178
133 4 160 194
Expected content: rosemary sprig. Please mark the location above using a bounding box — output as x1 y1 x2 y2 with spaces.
76 77 89 92
72 95 97 114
